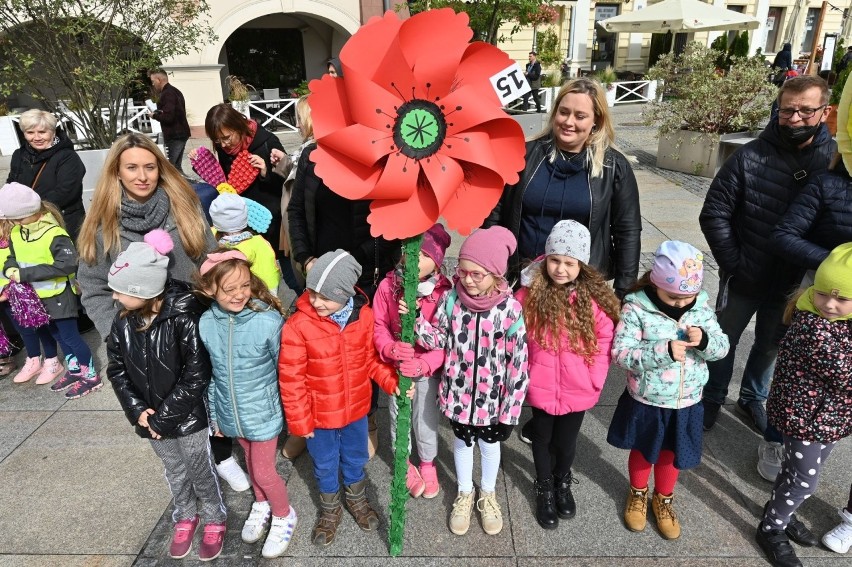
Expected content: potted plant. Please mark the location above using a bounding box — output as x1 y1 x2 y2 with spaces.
827 67 850 135
594 66 618 107
227 75 253 118
644 42 776 177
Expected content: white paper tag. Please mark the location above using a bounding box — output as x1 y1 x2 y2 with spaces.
490 63 531 105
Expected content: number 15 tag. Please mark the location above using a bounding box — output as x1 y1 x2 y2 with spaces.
489 63 531 105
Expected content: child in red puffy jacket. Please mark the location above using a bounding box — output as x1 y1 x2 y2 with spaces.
278 249 403 547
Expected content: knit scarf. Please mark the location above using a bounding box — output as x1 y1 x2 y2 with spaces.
223 119 258 156
454 277 511 313
393 267 442 298
120 187 170 233
218 231 253 246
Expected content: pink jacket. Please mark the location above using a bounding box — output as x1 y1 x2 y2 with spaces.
373 270 452 377
516 287 614 415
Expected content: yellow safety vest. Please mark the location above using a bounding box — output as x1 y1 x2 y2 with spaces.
10 221 73 299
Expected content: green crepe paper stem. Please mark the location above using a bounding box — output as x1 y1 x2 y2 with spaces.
388 234 422 556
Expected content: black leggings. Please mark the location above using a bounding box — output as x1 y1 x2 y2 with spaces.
210 434 233 465
530 407 585 480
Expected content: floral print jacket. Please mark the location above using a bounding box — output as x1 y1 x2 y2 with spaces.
415 290 529 426
612 289 729 409
767 310 852 443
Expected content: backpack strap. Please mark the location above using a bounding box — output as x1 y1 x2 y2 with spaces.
444 289 457 319
507 314 524 338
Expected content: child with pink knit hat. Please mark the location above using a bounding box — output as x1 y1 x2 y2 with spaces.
374 223 453 499
415 226 529 537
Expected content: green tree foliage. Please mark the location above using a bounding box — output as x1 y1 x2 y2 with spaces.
536 27 561 67
0 1 215 149
405 0 558 45
645 42 776 135
710 35 728 68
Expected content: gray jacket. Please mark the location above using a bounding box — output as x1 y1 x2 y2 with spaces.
78 211 216 339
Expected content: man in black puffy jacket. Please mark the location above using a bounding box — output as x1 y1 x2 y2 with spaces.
699 76 836 434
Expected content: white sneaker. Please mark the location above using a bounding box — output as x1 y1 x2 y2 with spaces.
261 506 297 558
823 508 852 554
756 439 783 482
241 500 271 543
216 456 250 492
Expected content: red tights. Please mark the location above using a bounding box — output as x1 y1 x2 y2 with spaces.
628 449 679 495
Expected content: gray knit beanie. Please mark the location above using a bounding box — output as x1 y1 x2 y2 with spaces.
209 193 248 233
0 182 42 219
108 229 173 299
306 249 362 304
545 220 591 264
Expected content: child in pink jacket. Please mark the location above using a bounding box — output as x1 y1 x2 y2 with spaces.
516 220 621 530
374 223 452 499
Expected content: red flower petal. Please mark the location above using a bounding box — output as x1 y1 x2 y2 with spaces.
311 146 382 200
367 190 439 239
440 86 516 136
318 124 395 168
457 42 519 106
370 151 421 200
440 164 506 235
398 9 472 96
442 122 525 186
309 76 352 140
420 153 465 212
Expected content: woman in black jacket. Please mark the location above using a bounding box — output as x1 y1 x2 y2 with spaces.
190 104 285 252
485 77 641 298
6 109 86 241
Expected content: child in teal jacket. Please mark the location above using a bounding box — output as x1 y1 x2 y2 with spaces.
607 241 728 541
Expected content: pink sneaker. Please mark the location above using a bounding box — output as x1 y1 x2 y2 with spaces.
35 357 64 385
13 356 41 383
169 515 199 559
420 462 440 499
406 461 425 498
199 522 226 561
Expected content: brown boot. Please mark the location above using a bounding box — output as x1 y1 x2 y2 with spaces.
624 485 649 532
367 413 378 460
312 492 342 546
651 491 681 540
281 435 306 459
344 479 379 531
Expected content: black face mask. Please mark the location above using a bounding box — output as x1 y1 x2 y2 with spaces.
779 123 822 146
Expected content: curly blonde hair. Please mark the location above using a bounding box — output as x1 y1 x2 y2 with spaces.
194 250 285 315
522 261 621 363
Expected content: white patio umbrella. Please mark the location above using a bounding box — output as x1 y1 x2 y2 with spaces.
599 0 760 33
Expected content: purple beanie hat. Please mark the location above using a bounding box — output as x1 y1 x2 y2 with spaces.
650 240 704 295
421 223 451 267
459 226 517 276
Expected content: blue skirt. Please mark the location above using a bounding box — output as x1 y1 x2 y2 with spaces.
606 390 704 470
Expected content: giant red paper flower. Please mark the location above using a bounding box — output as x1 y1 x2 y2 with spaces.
309 8 526 239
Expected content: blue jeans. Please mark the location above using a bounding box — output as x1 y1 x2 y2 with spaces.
702 282 786 405
305 416 368 493
164 138 188 175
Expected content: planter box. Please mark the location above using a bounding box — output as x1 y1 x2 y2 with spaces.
656 130 721 178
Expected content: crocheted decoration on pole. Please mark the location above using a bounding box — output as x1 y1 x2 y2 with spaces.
190 147 259 195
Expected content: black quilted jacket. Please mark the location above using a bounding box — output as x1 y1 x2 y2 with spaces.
699 120 835 296
106 280 212 439
773 164 852 270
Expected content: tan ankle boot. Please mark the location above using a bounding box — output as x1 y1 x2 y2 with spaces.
449 490 475 535
312 492 342 546
624 485 649 532
344 479 379 531
477 490 503 535
367 413 378 459
651 491 681 540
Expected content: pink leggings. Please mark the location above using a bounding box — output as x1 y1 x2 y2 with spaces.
628 449 679 496
238 438 290 517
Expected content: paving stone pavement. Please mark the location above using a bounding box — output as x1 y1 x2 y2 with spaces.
0 105 850 566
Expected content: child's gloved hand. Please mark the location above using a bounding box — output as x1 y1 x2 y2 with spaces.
381 341 415 362
399 357 430 379
4 268 20 282
392 382 417 399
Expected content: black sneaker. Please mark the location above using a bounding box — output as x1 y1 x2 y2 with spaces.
702 399 722 431
519 419 533 444
785 514 819 547
756 523 803 567
736 398 768 434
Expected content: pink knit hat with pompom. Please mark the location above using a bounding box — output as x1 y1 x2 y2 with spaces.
108 229 174 298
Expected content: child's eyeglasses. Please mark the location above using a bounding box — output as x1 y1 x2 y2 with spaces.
455 266 492 283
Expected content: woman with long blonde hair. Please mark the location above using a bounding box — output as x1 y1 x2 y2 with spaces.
76 133 251 491
485 77 641 298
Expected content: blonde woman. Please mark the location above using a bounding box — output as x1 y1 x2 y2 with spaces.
485 77 641 299
76 133 250 491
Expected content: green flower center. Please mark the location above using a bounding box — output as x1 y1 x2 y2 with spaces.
393 99 446 160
